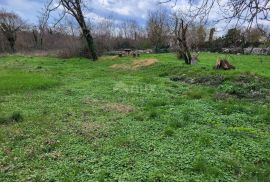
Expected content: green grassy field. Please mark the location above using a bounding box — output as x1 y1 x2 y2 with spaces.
0 53 270 181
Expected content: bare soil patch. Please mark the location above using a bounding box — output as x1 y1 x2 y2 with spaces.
110 64 130 69
171 73 270 101
170 74 225 86
102 103 135 113
83 97 135 113
225 74 270 100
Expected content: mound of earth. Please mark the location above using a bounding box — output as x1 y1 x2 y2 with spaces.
214 59 235 70
224 74 270 100
111 59 158 70
171 73 270 102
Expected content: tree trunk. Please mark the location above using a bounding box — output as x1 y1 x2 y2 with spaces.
177 39 191 64
82 28 97 60
175 19 192 65
7 36 16 53
74 2 98 61
40 37 43 49
32 30 38 48
60 0 98 61
182 44 191 64
9 40 15 53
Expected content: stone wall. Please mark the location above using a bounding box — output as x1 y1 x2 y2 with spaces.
243 48 270 55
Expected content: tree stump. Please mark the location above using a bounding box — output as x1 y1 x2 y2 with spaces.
214 59 235 70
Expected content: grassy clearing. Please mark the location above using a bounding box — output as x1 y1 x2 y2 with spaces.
0 53 270 181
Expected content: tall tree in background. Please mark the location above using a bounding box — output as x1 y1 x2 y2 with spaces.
168 0 214 64
0 10 25 53
147 8 170 52
197 25 206 48
46 0 98 60
224 28 242 47
245 28 264 45
208 28 215 42
34 2 51 49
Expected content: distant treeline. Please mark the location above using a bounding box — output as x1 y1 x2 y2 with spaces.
0 8 269 57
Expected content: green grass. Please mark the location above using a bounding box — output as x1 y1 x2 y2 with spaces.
0 53 270 181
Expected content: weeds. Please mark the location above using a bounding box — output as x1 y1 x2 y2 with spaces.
164 127 174 137
169 120 187 129
0 112 23 124
1 53 270 181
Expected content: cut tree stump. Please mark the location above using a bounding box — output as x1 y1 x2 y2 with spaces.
214 59 235 70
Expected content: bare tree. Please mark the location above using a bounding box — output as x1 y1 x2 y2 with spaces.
173 15 191 63
161 0 270 61
94 17 115 53
168 0 214 64
147 8 170 52
32 26 39 48
46 0 98 60
197 25 207 48
0 9 25 53
222 0 270 28
160 0 270 28
33 2 52 49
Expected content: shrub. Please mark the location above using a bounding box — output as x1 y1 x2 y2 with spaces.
0 117 8 124
169 120 187 129
0 112 23 124
262 111 270 124
186 90 203 99
186 88 212 100
182 109 191 122
192 156 208 173
149 110 159 119
10 112 23 122
164 127 174 137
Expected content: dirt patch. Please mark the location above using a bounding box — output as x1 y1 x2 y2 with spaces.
234 74 268 86
82 98 135 113
213 92 235 101
171 73 270 101
102 103 135 113
110 64 130 69
224 74 270 100
110 59 158 70
74 122 108 143
171 74 225 86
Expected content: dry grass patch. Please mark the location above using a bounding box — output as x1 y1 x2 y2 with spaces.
110 59 158 70
102 103 135 113
74 122 109 144
131 59 158 69
100 56 119 61
110 64 130 69
82 97 135 113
